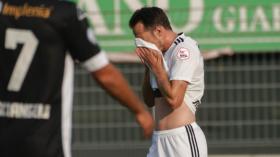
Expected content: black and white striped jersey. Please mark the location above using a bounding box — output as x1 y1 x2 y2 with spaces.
0 0 109 157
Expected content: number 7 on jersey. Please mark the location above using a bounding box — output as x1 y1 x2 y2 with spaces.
5 28 38 92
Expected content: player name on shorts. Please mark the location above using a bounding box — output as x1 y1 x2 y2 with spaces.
0 101 51 119
1 2 52 19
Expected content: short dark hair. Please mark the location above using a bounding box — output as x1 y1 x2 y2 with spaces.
129 7 172 30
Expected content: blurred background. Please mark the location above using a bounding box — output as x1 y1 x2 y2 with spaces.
70 0 280 156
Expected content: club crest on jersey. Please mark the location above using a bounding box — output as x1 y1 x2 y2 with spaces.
177 48 190 60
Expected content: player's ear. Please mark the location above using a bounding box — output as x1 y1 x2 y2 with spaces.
153 25 163 38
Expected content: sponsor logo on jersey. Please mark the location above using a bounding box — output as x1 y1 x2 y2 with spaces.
2 3 52 19
0 1 3 13
177 47 190 60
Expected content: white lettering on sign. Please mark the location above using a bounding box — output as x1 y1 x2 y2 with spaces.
239 6 248 32
213 4 280 33
77 0 280 35
250 6 271 32
78 0 203 35
78 0 109 34
213 6 236 33
171 0 204 33
273 5 280 31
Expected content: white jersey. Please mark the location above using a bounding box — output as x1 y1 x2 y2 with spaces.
150 33 204 113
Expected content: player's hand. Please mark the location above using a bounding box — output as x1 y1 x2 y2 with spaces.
135 109 154 138
135 47 163 73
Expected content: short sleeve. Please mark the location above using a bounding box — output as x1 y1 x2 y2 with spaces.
63 5 109 72
169 42 201 83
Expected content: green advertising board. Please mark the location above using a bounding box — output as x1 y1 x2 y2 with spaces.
74 0 280 53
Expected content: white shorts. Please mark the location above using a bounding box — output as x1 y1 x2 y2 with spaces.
147 122 207 157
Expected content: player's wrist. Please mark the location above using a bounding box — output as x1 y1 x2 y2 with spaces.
131 102 148 114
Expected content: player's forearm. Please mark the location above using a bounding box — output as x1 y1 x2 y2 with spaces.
155 72 173 99
142 70 155 107
154 69 181 109
92 64 147 114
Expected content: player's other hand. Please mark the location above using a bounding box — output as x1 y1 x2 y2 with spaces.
135 47 163 73
135 109 154 138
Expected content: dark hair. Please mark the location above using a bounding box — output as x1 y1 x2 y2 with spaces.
129 7 172 30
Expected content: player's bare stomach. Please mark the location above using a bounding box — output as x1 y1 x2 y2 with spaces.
154 97 195 131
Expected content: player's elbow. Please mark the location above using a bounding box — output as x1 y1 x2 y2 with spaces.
167 98 183 110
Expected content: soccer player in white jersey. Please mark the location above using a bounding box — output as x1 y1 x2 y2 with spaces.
129 7 208 157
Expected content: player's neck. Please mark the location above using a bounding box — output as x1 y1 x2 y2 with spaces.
162 31 177 53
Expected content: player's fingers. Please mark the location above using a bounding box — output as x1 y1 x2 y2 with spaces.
135 49 146 64
136 48 147 58
140 48 152 57
137 48 158 69
135 48 142 57
138 47 149 56
138 50 149 64
139 48 153 63
143 119 154 138
140 48 161 63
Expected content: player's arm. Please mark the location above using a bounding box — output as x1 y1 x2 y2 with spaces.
153 69 187 109
136 48 188 109
91 63 153 137
145 60 187 109
142 66 155 107
63 4 154 138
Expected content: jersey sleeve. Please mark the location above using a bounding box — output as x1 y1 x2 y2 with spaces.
63 5 109 72
169 41 201 83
